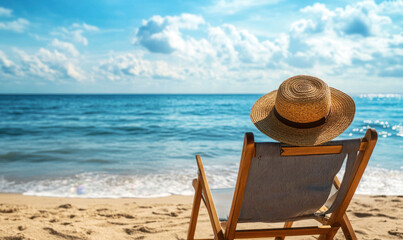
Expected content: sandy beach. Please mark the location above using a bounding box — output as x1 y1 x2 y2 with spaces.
0 193 401 240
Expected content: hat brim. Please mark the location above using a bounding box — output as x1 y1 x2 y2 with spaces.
250 87 355 146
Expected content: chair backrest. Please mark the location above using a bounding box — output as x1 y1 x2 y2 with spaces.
239 139 360 223
224 129 377 240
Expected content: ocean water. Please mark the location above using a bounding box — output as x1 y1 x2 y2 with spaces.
0 94 401 198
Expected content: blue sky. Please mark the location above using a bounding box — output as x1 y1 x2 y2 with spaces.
0 0 402 93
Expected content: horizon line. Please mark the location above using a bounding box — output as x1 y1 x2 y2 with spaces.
0 92 402 95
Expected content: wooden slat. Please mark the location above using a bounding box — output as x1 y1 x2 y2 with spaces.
225 133 255 240
196 155 225 240
281 145 343 156
274 221 294 240
326 176 357 239
234 226 333 238
192 178 198 190
281 142 367 156
315 216 329 225
340 213 357 240
187 177 202 240
320 128 377 240
359 141 368 151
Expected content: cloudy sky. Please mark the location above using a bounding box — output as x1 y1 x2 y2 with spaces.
0 0 402 93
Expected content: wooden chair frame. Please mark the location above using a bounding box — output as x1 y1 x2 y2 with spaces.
187 128 377 240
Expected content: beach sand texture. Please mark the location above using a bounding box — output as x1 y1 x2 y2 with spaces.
0 194 401 240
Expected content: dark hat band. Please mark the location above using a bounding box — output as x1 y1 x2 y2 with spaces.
273 107 331 129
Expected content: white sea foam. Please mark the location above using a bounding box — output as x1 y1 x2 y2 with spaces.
0 165 401 198
358 93 402 99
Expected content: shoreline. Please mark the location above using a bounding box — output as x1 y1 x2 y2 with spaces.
0 193 402 239
1 166 402 198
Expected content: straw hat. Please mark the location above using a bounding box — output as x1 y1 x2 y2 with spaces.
250 75 355 146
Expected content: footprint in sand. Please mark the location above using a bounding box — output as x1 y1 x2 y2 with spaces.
124 226 163 235
353 211 397 219
3 234 26 240
43 227 83 240
29 214 40 220
376 213 397 219
353 212 373 218
30 210 51 220
388 229 403 238
356 203 371 208
0 205 18 213
354 230 368 235
58 204 73 209
96 208 109 212
138 206 152 209
152 211 179 217
107 221 130 225
96 209 135 219
17 225 26 231
371 195 387 198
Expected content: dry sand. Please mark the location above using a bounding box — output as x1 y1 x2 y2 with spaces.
0 193 401 240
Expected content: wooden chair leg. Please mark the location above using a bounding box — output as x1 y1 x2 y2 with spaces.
340 213 357 240
196 155 225 240
274 221 293 240
187 178 202 240
318 225 340 240
316 213 355 240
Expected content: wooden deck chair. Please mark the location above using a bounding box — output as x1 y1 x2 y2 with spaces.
187 128 377 240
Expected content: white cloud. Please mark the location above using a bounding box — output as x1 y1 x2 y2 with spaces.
208 24 284 64
98 53 152 81
38 48 85 81
71 23 99 31
379 0 403 14
110 18 292 86
52 22 98 46
0 18 29 32
285 0 402 76
72 30 88 46
66 62 84 80
2 1 401 91
0 50 19 75
12 47 85 82
0 6 12 17
300 3 335 21
133 2 401 86
14 48 57 79
134 14 205 54
135 13 285 68
51 39 79 57
97 53 185 81
298 1 392 37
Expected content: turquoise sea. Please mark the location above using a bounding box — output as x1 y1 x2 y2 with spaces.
0 94 402 197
